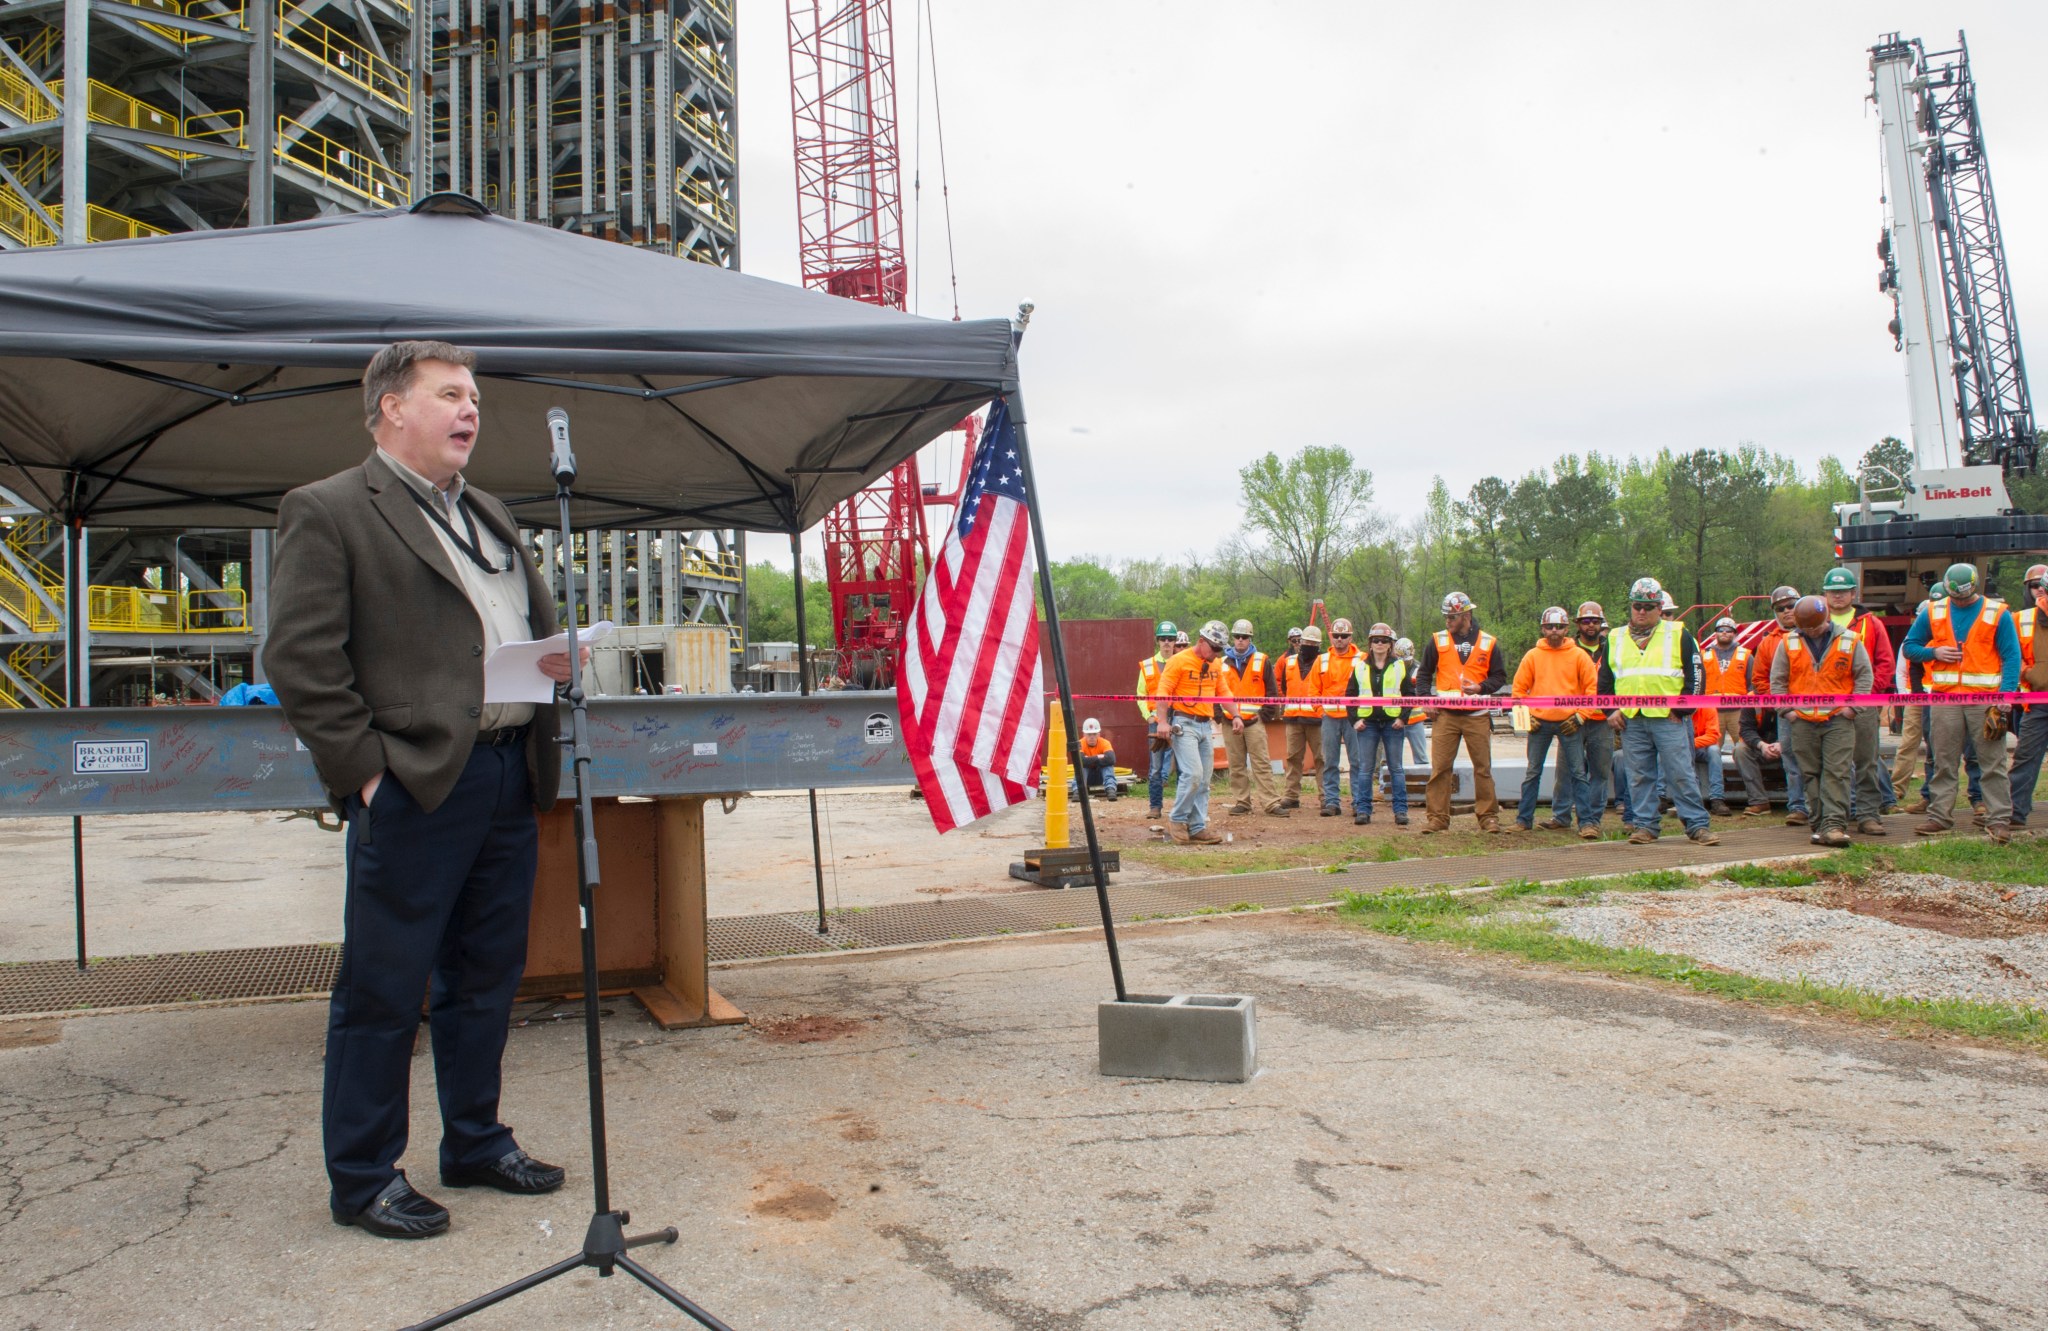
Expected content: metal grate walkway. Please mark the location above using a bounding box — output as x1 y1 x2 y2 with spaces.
0 817 1878 1018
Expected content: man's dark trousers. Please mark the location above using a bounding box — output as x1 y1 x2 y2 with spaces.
324 740 538 1217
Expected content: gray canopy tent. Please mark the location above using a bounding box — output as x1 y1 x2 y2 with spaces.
0 193 1016 531
0 193 1130 998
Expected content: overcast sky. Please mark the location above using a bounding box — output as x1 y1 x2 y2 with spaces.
732 1 2048 567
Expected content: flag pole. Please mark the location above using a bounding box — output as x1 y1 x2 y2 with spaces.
1005 385 1128 1002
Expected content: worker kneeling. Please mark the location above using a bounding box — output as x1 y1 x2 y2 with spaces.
1775 596 1874 847
1073 718 1119 801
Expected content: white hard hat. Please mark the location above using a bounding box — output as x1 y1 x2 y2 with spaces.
1081 717 1101 735
1230 618 1254 636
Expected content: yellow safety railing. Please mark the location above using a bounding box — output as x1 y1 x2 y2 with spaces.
278 3 409 111
63 202 170 243
1 643 64 709
276 116 409 205
698 0 731 25
675 169 733 230
0 563 62 634
0 64 60 124
675 547 742 583
181 588 247 630
0 145 59 189
46 79 189 162
676 95 732 158
14 24 61 69
673 25 733 93
0 179 58 247
184 108 247 149
108 0 243 47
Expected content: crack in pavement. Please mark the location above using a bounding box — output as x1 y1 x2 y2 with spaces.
880 1223 1430 1330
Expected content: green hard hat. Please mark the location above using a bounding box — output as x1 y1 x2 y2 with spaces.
1944 563 1978 596
1820 567 1857 592
1928 583 1949 602
1155 620 1179 638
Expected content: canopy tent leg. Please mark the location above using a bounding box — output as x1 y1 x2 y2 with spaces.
791 535 829 935
66 515 86 969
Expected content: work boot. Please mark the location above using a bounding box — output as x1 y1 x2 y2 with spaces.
1913 819 1949 837
1103 788 1119 802
1709 800 1732 817
1743 803 1770 816
1687 828 1721 846
1394 812 1410 826
1971 806 1991 828
1149 805 1163 819
1479 818 1502 834
1906 798 1929 815
1579 826 1600 840
1856 818 1887 837
1541 817 1570 831
1188 827 1224 845
1986 823 2013 846
1280 798 1300 810
1422 821 1448 835
1170 822 1191 843
1229 800 1253 815
1627 829 1657 845
1785 810 1809 827
1818 828 1851 848
1264 801 1290 816
1880 804 1900 816
1321 804 1340 817
1354 809 1371 826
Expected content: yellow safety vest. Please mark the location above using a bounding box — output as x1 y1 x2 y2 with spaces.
1351 656 1408 719
1136 653 1168 721
1609 621 1686 718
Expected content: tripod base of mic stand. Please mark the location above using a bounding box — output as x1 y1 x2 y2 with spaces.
403 1210 733 1331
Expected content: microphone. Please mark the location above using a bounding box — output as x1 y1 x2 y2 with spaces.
546 407 577 485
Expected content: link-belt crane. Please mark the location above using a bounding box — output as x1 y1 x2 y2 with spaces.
1840 31 2048 612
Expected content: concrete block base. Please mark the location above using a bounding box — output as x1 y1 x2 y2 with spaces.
1098 993 1258 1083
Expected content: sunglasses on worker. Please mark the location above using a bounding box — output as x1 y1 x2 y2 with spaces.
1231 633 1251 640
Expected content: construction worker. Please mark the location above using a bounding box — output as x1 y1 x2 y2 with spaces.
1219 619 1286 816
1821 566 1898 830
1151 620 1235 844
2009 565 2048 828
1345 622 1412 825
1286 627 1303 652
1136 621 1179 818
1394 637 1427 767
1773 595 1874 847
1511 606 1599 837
1603 576 1718 845
1897 584 1987 815
1417 591 1507 833
1278 625 1324 809
1700 616 1756 815
1691 704 1724 824
1659 590 1680 621
1074 718 1119 800
1750 586 1811 825
1902 562 2021 843
1572 602 1627 830
1313 618 1363 817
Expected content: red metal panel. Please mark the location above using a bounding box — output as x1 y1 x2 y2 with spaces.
1037 617 1154 776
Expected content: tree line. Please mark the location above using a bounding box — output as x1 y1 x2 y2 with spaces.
744 435 2048 651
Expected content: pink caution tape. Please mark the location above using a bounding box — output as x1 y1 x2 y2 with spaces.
1076 690 2048 711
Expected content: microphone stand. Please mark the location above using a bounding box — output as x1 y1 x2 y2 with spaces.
402 425 733 1331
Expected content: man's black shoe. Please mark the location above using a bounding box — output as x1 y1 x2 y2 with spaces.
332 1172 450 1239
441 1148 567 1195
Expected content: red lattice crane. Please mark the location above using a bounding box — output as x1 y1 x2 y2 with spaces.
789 0 974 687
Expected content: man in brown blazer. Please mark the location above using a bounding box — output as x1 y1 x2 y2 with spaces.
266 341 574 1240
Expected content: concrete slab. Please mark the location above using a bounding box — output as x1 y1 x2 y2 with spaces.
2 913 2044 1329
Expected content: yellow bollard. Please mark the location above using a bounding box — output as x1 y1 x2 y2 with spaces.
1043 701 1070 850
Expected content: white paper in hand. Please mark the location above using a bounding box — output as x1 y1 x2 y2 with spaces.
484 620 615 703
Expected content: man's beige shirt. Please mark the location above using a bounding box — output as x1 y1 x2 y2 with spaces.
377 448 536 731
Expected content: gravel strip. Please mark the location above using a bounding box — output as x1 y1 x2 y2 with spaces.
1548 887 2048 1009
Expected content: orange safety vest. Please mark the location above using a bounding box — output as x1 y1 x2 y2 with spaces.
1692 705 1721 748
1220 650 1270 719
1079 735 1113 759
1701 646 1750 697
1782 631 1858 721
1280 653 1320 720
1432 630 1496 697
1925 598 2009 692
2019 604 2039 673
1314 643 1360 718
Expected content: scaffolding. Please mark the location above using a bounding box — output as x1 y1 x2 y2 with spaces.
0 0 744 707
425 0 738 264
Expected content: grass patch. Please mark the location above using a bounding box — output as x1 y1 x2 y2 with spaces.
1809 838 2048 887
1117 823 1582 876
1333 882 2048 1049
1719 863 1820 889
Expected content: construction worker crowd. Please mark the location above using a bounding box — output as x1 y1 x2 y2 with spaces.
1108 562 2048 850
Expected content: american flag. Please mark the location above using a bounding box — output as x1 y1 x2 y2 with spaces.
898 398 1045 832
